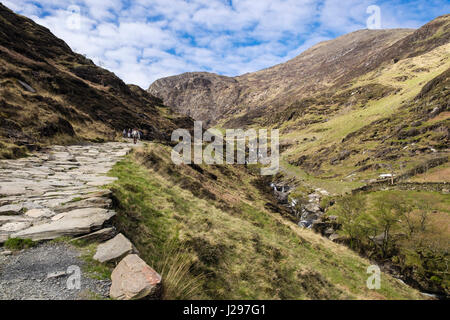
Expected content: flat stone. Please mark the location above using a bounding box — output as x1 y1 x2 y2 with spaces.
110 254 162 300
12 208 115 241
0 215 33 224
71 227 117 244
93 233 135 263
0 221 32 232
89 190 112 198
25 208 55 219
0 204 24 215
0 183 26 196
46 271 67 279
85 177 117 187
54 197 111 213
0 250 12 256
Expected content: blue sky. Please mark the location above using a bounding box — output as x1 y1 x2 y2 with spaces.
4 0 449 88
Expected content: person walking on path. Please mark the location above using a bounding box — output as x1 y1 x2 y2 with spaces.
132 129 138 144
128 129 131 138
123 129 127 138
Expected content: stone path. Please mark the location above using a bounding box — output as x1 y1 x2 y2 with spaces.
0 142 136 299
0 142 133 242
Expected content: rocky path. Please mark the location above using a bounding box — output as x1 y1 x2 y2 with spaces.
0 142 136 299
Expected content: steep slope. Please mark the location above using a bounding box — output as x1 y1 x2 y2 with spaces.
148 72 240 127
147 14 450 297
148 29 414 126
108 142 423 299
0 4 192 159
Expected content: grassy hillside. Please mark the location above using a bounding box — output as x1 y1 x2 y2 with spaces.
262 42 449 195
0 4 192 159
107 143 423 300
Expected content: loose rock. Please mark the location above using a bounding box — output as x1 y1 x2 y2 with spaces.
93 233 135 263
110 254 162 300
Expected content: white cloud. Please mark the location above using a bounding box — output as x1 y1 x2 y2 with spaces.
4 0 449 88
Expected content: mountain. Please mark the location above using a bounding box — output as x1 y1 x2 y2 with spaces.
0 4 192 159
149 15 450 186
149 15 449 129
148 14 450 296
148 28 413 126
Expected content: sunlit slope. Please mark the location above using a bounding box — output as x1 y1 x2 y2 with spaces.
277 43 449 193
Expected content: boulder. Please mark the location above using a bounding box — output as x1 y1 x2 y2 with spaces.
71 227 117 244
93 233 135 263
110 254 162 300
304 203 321 213
12 208 115 241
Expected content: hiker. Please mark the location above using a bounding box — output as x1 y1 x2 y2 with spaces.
128 129 131 138
123 129 127 138
132 129 138 144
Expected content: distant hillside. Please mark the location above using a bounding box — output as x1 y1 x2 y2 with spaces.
0 4 192 159
149 15 449 130
148 28 415 126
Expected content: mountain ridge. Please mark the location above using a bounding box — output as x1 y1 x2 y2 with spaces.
148 15 449 128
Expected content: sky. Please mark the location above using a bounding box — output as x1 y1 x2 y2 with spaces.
4 0 449 88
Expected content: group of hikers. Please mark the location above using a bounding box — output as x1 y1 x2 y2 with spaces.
123 128 142 144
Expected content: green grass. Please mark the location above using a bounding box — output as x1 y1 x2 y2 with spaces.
3 238 36 250
77 242 113 281
106 143 424 300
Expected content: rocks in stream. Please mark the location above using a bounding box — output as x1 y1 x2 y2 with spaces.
268 182 344 242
